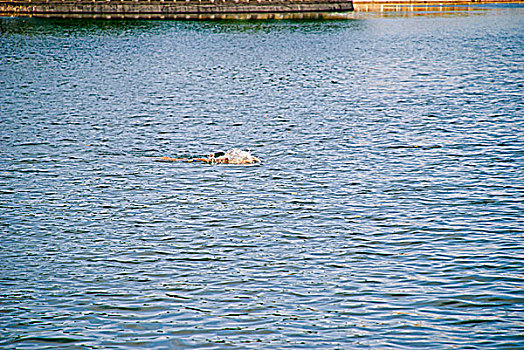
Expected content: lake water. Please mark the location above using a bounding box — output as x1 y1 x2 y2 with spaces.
1 5 523 349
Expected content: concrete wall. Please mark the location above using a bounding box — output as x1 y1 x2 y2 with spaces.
0 0 354 16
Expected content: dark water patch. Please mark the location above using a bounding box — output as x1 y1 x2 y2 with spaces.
12 336 85 345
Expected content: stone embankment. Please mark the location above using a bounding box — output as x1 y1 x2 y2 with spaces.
0 0 354 17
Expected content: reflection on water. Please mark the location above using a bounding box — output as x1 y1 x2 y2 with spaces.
1 5 523 350
353 3 487 13
0 11 356 20
351 2 524 18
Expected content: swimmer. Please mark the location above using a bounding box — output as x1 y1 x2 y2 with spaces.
154 148 261 165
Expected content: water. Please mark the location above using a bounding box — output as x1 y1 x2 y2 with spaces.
1 6 523 349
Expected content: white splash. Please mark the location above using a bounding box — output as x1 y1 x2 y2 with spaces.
211 148 261 164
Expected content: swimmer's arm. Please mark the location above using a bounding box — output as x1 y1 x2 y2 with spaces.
152 157 211 163
152 156 186 162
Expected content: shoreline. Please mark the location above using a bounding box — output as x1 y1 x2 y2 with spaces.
0 0 521 19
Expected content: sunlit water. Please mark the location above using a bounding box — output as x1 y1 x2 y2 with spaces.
1 5 523 349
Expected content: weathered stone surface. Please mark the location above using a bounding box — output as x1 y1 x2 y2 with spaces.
0 0 354 16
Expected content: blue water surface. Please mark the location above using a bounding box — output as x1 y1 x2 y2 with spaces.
1 6 523 349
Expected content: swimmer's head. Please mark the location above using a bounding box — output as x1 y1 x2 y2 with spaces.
212 151 226 158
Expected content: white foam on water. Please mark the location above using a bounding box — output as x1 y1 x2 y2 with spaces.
212 148 261 165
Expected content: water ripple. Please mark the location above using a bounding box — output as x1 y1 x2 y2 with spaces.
1 7 524 349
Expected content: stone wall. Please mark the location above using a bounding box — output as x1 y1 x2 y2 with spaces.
0 0 354 16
